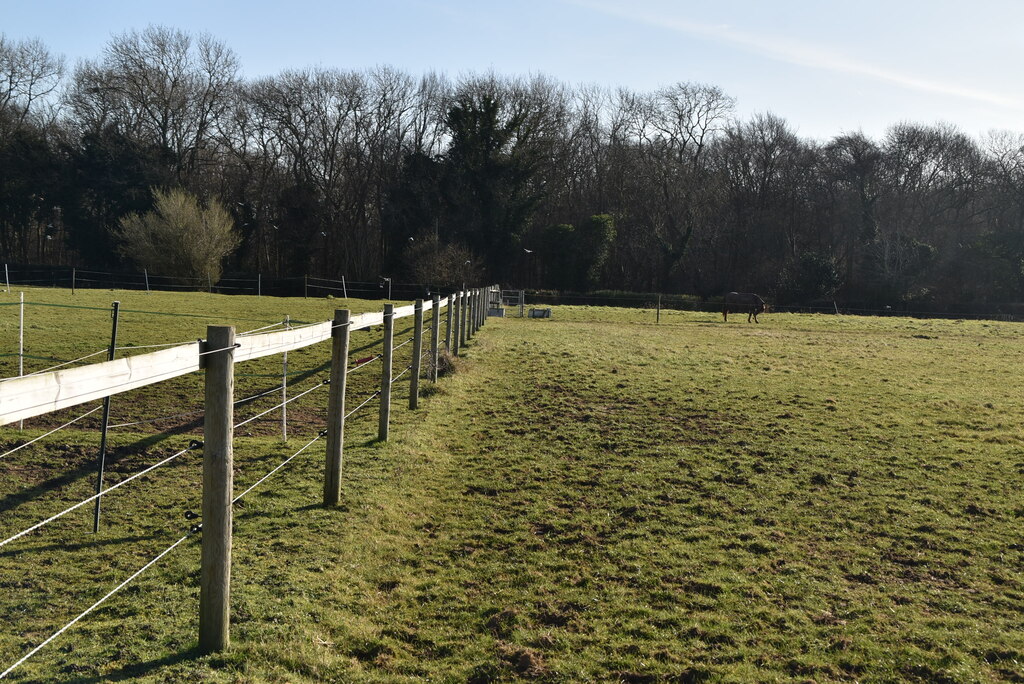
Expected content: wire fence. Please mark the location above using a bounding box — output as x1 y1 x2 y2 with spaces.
0 405 104 460
233 378 327 430
1 263 445 302
0 441 200 551
0 530 197 680
7 261 1024 321
107 381 288 430
0 412 355 680
0 288 493 679
515 289 1024 322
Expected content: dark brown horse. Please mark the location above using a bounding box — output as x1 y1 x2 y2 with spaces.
723 292 766 323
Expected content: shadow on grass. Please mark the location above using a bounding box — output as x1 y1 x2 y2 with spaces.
233 499 350 523
0 533 160 559
0 462 99 517
232 507 285 524
64 646 203 683
0 438 201 518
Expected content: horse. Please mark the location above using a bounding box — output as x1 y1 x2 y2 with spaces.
723 292 766 323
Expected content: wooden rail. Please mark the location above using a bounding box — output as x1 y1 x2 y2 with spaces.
0 298 449 426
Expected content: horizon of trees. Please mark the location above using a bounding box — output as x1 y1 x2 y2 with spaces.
2 26 1024 308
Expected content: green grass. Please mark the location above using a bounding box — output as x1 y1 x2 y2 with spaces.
2 292 1024 682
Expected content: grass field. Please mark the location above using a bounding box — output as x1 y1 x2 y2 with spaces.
1 288 1023 682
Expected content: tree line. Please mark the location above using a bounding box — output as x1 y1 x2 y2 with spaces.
2 26 1024 308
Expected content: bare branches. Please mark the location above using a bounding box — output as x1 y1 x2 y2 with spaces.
67 25 240 183
0 35 64 128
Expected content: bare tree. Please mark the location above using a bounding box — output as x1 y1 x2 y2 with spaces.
249 67 376 276
0 34 65 129
871 123 984 300
214 80 289 273
0 35 65 265
407 71 452 157
823 132 882 290
67 26 239 185
606 83 735 290
981 131 1024 297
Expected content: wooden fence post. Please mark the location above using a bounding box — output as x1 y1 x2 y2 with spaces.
410 299 423 409
378 303 394 441
324 310 350 507
474 288 481 333
460 289 469 347
431 294 440 382
444 293 452 352
451 293 461 357
200 325 235 654
478 287 483 328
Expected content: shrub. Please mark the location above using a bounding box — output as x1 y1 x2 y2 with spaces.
115 187 240 284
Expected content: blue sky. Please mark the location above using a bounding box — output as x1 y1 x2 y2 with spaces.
3 0 1022 140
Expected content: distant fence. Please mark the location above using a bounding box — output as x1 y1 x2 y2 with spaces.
0 286 497 678
0 263 446 301
518 289 1024 322
9 261 1022 322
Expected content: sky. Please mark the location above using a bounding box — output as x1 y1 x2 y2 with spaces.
3 0 1023 141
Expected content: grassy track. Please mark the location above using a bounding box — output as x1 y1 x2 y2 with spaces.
1 292 1023 682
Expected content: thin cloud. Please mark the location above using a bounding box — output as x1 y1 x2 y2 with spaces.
571 0 1024 112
